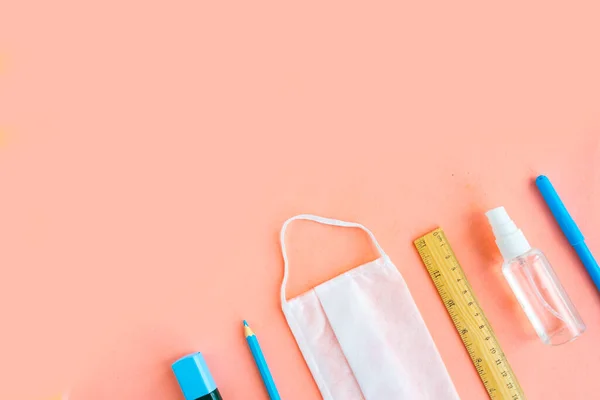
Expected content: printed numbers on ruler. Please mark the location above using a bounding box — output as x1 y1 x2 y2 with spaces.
415 229 525 400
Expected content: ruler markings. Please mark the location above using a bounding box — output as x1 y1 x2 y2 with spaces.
415 228 525 400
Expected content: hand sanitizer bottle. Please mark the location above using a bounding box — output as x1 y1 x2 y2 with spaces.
486 206 586 345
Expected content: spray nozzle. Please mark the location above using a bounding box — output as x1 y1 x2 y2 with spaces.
486 207 531 260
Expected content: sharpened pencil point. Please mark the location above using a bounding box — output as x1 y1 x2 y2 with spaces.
243 320 248 327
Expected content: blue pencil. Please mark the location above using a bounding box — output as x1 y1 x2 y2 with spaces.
243 320 281 400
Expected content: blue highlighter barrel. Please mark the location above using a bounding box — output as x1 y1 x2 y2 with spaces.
172 352 223 400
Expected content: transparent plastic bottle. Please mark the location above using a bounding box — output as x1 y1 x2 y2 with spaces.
486 207 586 346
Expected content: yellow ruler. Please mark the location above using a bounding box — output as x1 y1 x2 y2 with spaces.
414 228 525 400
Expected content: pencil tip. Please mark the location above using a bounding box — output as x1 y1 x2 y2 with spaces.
243 320 248 326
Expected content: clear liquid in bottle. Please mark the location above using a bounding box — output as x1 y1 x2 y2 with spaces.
487 206 585 345
503 248 585 345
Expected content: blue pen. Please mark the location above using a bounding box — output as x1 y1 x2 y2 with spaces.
243 320 281 400
536 175 600 291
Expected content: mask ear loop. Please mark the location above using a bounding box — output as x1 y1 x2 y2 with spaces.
279 214 387 305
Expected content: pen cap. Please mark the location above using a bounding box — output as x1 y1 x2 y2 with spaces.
535 175 584 245
486 206 531 260
172 352 218 400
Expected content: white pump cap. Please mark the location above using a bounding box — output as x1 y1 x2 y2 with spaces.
486 206 531 260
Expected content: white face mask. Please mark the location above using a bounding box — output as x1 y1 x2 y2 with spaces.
280 215 460 400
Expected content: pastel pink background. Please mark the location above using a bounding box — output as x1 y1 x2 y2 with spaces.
1 1 600 399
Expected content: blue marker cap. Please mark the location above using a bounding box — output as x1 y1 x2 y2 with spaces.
172 352 218 400
535 175 584 245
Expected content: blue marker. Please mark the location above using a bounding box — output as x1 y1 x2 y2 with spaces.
244 320 281 400
172 352 223 400
536 175 600 292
